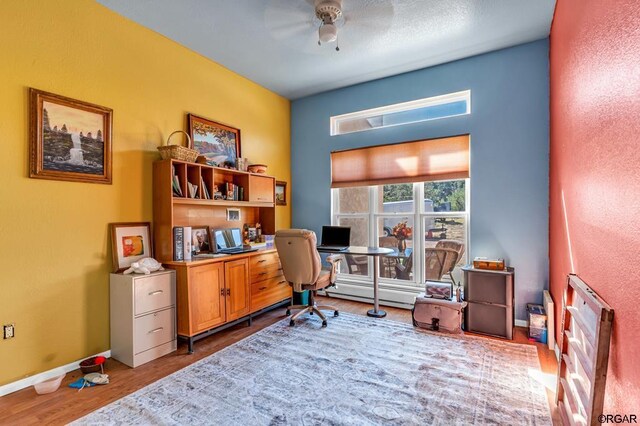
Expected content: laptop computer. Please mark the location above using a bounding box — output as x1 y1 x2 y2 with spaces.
317 225 351 251
213 228 258 254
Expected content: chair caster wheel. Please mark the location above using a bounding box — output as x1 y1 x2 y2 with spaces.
310 311 314 315
322 320 328 327
289 320 295 327
334 311 339 317
285 309 291 316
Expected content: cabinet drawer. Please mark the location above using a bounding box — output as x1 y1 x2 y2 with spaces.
251 276 291 312
134 308 176 354
134 272 175 316
250 264 283 284
250 252 280 269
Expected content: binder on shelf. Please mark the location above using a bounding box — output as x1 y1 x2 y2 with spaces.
183 226 192 261
173 227 184 261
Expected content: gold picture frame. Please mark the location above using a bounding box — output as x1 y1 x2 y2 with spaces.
29 88 112 184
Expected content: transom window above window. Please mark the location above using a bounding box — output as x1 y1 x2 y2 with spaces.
330 90 470 136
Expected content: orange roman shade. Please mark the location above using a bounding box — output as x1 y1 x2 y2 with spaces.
330 135 470 188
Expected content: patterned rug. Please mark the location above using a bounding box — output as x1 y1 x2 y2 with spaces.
74 313 551 425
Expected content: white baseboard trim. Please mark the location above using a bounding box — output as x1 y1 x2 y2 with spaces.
515 319 528 327
0 350 111 398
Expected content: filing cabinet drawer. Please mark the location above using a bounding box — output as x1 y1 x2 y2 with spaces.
251 276 291 312
134 272 175 316
134 307 176 354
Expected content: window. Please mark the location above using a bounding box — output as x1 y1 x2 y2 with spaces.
331 179 469 292
330 90 470 136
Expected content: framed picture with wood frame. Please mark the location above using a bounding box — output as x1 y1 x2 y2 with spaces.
29 88 112 184
110 222 153 273
275 181 287 206
187 113 241 169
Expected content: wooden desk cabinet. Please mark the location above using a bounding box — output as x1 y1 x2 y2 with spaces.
168 249 290 353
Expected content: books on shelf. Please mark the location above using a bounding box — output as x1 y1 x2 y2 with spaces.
172 166 183 197
187 182 199 199
224 182 244 201
200 177 211 200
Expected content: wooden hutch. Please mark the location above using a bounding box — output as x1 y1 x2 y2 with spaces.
153 159 290 352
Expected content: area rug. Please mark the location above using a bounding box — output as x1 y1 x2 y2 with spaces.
74 313 551 425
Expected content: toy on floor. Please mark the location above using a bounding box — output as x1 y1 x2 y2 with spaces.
123 257 164 275
69 373 109 391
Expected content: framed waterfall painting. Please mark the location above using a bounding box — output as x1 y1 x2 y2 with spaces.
29 88 113 184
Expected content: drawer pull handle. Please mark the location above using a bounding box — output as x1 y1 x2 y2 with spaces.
148 290 164 296
259 286 267 291
227 288 231 296
257 260 267 263
148 327 164 334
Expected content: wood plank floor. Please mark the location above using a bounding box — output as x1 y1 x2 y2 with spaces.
0 296 560 425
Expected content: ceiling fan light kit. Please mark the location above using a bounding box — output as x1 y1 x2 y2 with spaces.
316 0 342 50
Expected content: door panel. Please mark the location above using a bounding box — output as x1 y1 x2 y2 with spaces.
225 258 250 321
248 175 275 203
189 263 225 333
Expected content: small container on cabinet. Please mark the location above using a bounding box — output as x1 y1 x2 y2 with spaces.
110 270 177 367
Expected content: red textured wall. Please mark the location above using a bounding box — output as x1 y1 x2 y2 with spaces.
550 0 640 413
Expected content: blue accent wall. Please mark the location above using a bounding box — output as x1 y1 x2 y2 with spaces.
291 39 549 320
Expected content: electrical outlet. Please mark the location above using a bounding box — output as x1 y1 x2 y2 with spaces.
3 324 14 339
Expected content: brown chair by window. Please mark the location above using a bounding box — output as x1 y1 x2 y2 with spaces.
345 254 368 276
394 252 414 280
425 240 465 284
275 229 341 327
378 236 399 278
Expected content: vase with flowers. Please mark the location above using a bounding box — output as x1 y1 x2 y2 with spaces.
391 220 413 253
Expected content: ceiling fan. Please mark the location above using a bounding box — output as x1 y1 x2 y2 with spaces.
264 0 395 53
315 0 344 49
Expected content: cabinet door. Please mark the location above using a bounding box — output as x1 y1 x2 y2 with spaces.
225 258 250 321
189 263 226 333
248 175 274 203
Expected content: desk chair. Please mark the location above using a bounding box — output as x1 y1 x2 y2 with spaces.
275 229 341 327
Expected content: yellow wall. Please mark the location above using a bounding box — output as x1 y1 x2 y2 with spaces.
0 0 290 385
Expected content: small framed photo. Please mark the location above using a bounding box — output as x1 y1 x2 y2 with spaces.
275 181 287 206
227 208 240 221
30 88 112 184
188 113 241 168
191 226 211 254
110 222 153 273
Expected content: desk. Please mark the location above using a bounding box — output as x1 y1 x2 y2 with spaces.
318 246 393 318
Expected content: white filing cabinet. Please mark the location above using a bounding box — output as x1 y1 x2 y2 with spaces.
110 270 177 367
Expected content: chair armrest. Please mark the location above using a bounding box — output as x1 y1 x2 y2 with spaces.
326 254 341 284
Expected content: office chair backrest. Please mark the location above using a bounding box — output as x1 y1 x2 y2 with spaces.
275 229 322 286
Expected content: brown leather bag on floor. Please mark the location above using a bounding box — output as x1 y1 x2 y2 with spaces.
412 294 467 333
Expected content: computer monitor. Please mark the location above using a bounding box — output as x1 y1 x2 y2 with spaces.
320 226 351 247
214 228 243 251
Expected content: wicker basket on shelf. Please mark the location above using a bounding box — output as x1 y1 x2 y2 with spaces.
157 130 199 162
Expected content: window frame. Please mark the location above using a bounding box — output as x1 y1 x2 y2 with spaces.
330 90 471 136
331 178 470 293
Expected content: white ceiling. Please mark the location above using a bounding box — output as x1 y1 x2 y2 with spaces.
97 0 556 99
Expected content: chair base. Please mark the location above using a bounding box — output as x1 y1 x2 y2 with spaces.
286 291 338 327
